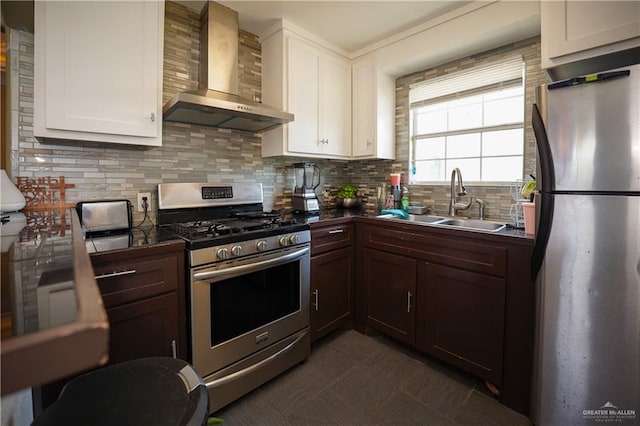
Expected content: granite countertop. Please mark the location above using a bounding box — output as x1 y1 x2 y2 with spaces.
287 207 369 225
288 207 532 241
78 206 531 257
83 225 182 254
1 209 109 396
2 209 78 338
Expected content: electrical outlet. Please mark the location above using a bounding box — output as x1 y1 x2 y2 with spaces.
137 192 151 212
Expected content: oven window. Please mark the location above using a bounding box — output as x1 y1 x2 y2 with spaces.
210 262 301 346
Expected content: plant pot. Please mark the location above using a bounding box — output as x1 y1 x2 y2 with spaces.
338 198 359 209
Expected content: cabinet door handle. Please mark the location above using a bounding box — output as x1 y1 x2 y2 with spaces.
328 229 344 235
95 269 136 279
407 291 413 313
150 112 156 122
312 289 319 311
171 339 177 358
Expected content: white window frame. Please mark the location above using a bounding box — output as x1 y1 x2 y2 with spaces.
409 57 525 185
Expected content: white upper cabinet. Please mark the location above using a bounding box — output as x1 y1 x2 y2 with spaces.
542 1 640 72
34 1 164 146
262 26 351 158
352 58 395 160
319 53 351 157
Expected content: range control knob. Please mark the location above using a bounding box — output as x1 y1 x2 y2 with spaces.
216 247 229 260
231 245 243 256
289 234 299 245
256 240 268 252
279 236 289 247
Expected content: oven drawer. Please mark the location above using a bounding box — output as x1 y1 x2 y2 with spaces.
311 223 354 256
91 253 180 309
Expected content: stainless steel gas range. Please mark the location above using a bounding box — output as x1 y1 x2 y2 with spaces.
157 182 311 413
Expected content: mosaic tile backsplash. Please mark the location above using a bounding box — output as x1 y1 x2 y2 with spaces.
8 2 547 223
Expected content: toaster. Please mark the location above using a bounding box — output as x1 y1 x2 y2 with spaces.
75 200 132 235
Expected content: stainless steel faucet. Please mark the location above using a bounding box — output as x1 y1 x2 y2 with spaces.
448 168 473 216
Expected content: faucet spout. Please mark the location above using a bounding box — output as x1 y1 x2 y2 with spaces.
449 168 473 216
453 168 466 196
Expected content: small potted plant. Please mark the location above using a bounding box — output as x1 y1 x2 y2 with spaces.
337 184 362 209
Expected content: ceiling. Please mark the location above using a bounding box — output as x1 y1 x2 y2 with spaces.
175 1 473 53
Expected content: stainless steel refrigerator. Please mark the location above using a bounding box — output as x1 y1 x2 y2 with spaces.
531 65 639 425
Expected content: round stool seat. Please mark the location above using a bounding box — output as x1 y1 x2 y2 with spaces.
32 357 209 426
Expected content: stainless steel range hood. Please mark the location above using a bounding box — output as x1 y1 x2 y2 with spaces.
163 1 293 133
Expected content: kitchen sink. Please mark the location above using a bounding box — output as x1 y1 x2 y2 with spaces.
376 213 507 233
407 214 447 223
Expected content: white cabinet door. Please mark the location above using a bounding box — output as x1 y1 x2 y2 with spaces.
261 28 351 159
351 58 395 160
35 1 163 146
542 1 640 70
319 54 351 157
352 62 375 157
287 38 321 155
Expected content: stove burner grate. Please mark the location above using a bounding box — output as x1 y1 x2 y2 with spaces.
168 216 299 240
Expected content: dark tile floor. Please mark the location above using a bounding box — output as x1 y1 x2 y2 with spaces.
213 329 532 425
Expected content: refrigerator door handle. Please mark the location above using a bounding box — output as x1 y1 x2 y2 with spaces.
531 104 556 280
532 104 554 194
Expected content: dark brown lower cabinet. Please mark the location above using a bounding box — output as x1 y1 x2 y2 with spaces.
90 242 186 364
310 246 353 341
416 262 505 384
362 248 416 345
356 220 534 415
106 292 179 365
310 222 354 342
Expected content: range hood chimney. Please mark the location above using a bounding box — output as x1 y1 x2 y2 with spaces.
163 1 293 133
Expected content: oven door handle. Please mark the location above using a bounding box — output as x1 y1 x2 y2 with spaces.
205 328 309 389
193 247 310 282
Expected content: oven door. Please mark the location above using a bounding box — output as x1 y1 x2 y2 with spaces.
190 244 310 375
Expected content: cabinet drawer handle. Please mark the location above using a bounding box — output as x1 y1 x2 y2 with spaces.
312 289 319 311
95 269 137 280
407 291 413 313
328 229 344 235
171 340 177 358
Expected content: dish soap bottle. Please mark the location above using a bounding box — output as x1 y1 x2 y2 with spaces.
401 187 410 211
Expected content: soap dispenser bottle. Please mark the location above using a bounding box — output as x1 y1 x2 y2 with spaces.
401 187 410 211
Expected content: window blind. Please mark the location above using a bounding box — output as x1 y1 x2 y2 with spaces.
409 57 524 106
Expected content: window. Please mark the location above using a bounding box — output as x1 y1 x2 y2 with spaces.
409 58 525 183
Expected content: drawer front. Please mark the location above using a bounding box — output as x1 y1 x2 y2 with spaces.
361 224 507 277
92 254 179 308
311 224 354 256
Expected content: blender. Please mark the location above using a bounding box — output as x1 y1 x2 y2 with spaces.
292 162 320 212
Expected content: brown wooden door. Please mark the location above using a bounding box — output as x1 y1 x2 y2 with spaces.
363 248 416 345
310 246 353 342
416 262 505 384
106 292 179 365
